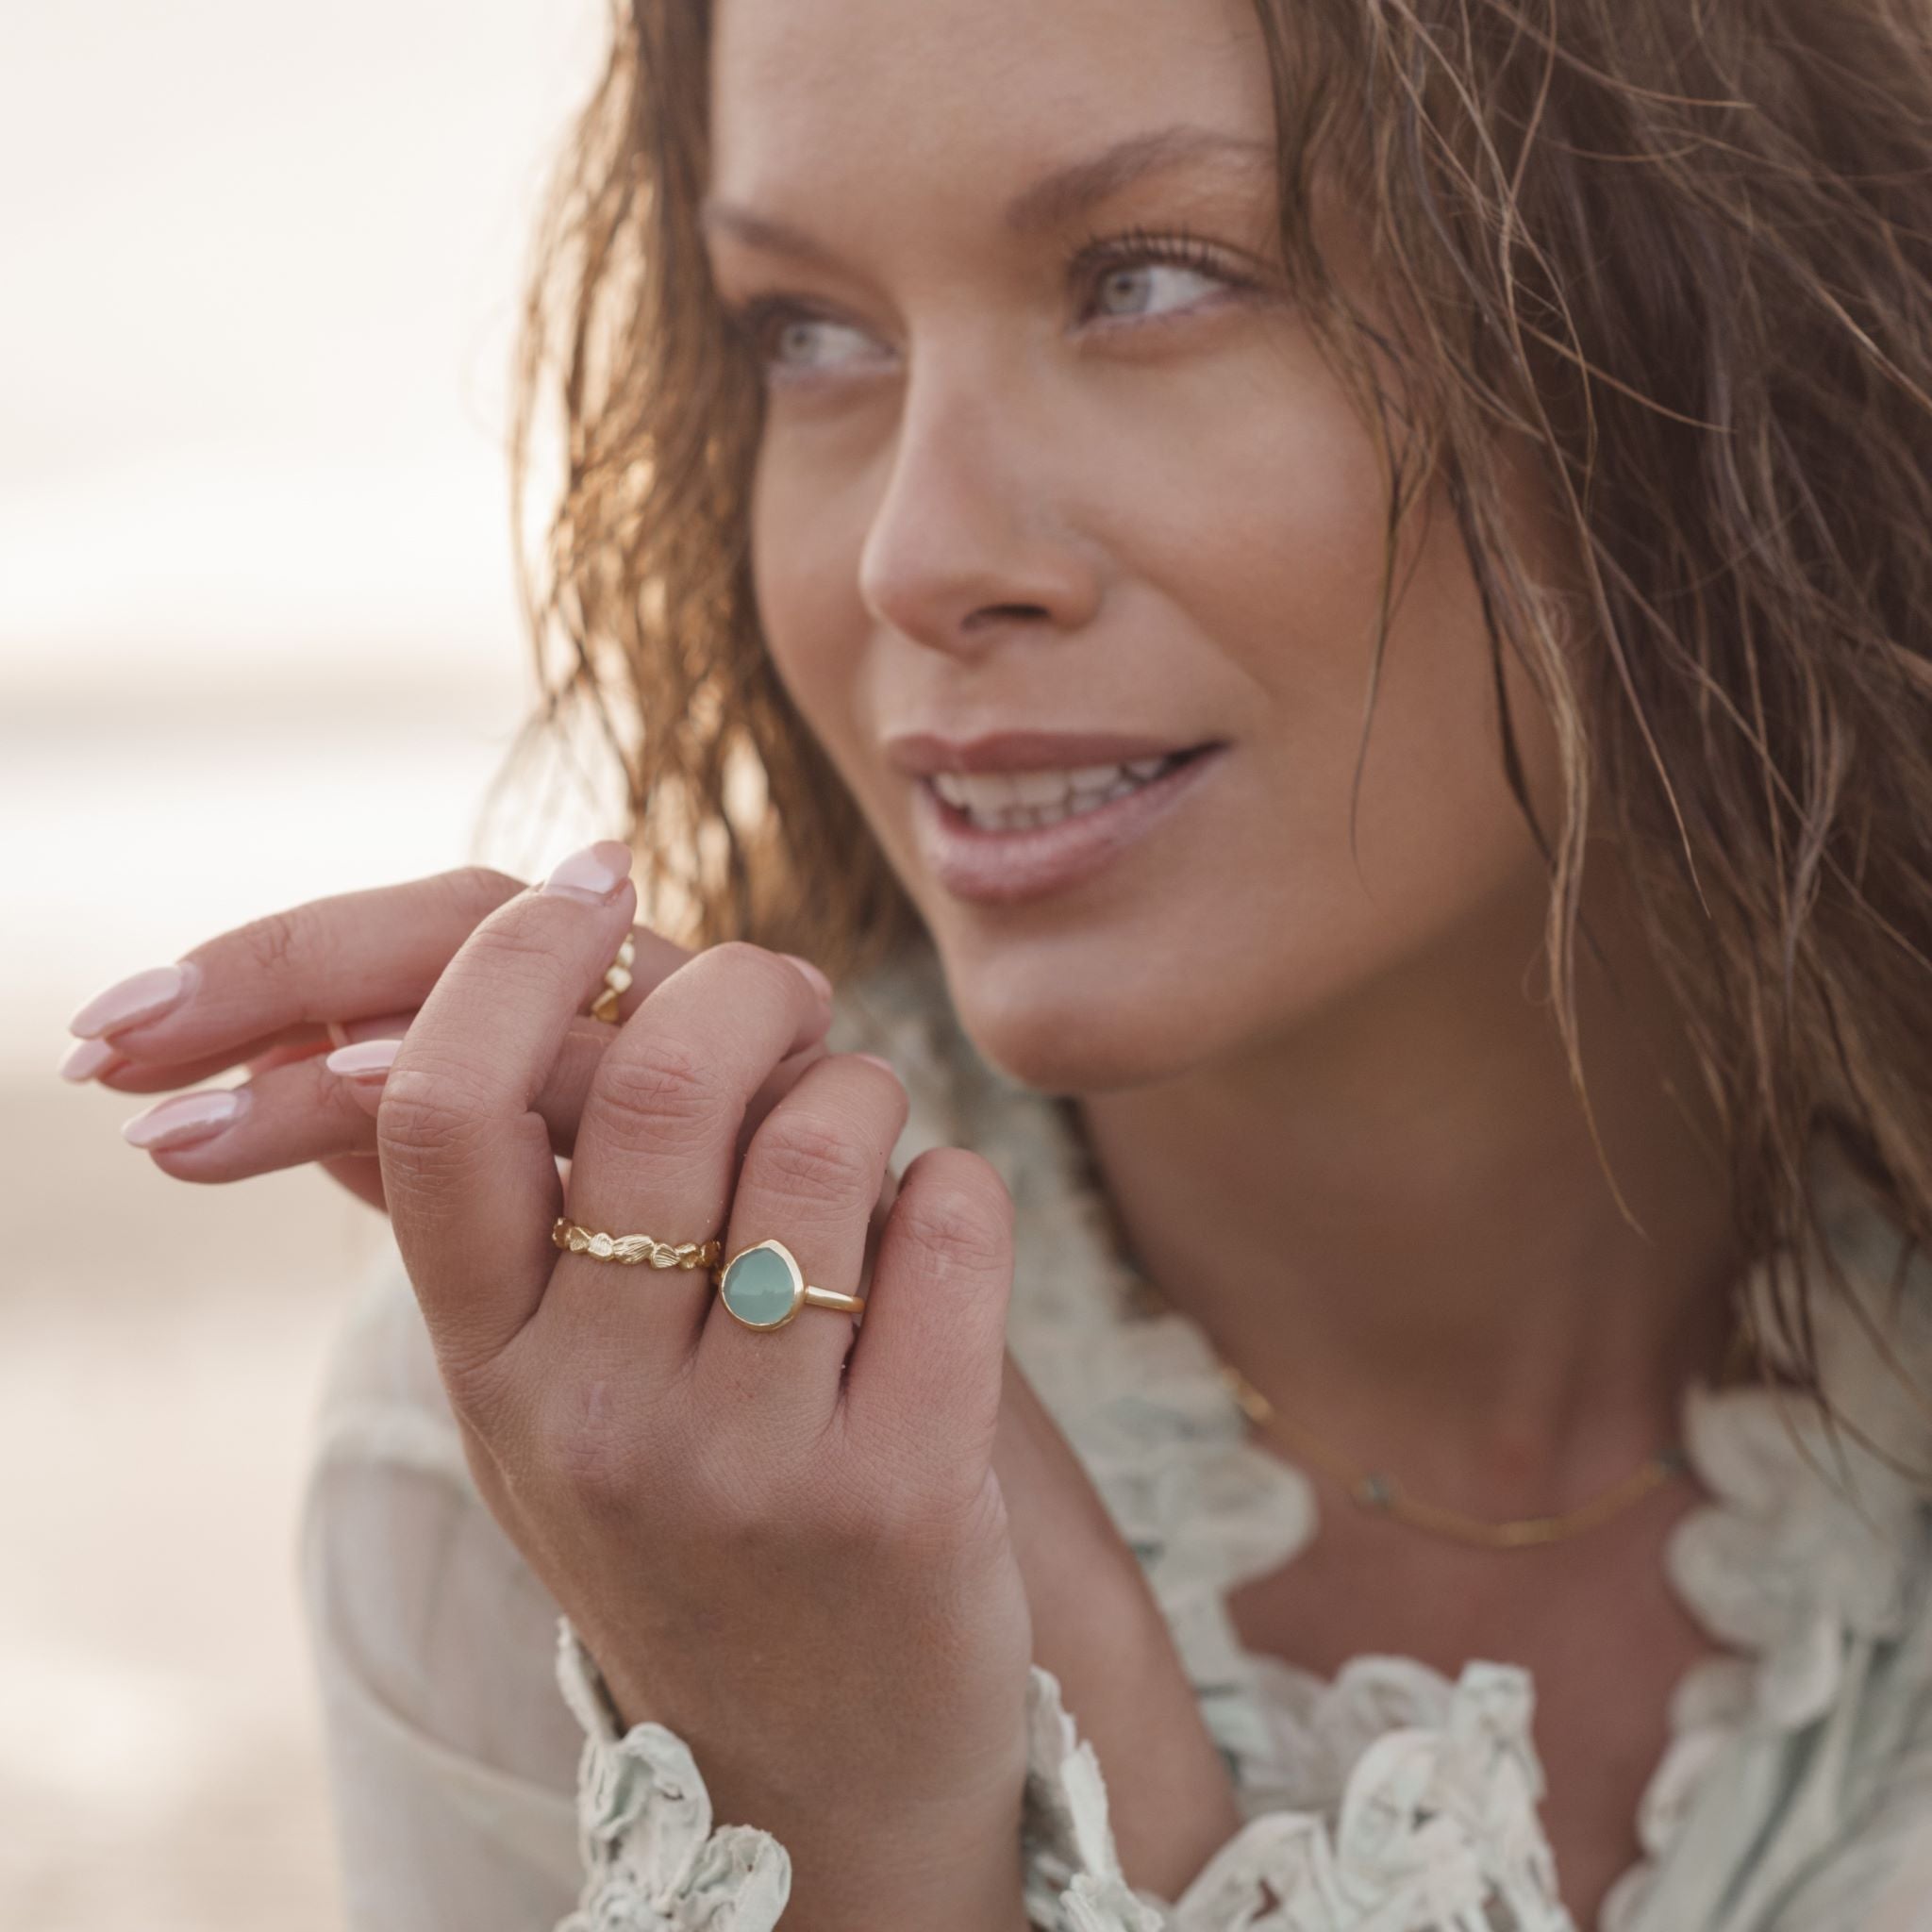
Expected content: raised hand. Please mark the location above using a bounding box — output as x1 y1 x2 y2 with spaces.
367 841 1036 1929
63 845 1242 1908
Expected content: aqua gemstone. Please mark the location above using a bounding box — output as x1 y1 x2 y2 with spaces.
720 1244 800 1328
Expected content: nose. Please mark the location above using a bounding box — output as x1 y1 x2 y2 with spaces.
855 350 1103 659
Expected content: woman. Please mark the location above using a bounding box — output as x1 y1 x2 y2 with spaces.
58 0 1932 1924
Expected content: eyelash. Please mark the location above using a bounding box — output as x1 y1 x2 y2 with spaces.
720 222 1256 380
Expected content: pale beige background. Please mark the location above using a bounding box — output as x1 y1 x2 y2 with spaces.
2 5 614 1924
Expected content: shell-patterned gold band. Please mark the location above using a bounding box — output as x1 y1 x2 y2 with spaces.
552 1217 721 1271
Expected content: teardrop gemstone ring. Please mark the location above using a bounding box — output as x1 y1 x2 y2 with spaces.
717 1238 867 1330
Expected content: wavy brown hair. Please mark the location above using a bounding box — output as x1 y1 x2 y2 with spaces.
486 0 1932 1429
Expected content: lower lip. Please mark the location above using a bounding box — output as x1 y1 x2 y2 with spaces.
912 746 1226 905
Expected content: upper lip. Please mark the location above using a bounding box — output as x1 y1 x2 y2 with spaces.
883 727 1217 776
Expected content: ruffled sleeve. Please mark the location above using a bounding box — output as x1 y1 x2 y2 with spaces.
552 1631 1181 1932
553 1619 791 1930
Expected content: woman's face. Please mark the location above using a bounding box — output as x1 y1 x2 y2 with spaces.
706 0 1570 1093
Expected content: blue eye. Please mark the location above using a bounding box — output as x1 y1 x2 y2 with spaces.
1070 223 1253 327
766 312 877 374
720 222 1255 386
1089 258 1228 321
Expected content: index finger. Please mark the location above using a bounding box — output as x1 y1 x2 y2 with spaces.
63 862 694 1071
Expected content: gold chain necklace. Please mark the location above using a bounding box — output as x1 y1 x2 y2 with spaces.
1212 1357 1692 1550
1121 1269 1746 1551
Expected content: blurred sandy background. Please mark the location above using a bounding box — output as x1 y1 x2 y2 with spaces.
2 6 611 1924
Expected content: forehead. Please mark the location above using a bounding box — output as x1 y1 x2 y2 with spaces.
707 0 1273 226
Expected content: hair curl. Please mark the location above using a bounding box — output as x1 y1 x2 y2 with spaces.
486 0 1932 1435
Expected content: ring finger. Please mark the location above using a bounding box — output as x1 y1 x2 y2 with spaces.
696 1052 909 1451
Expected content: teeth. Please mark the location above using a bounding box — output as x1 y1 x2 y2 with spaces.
930 755 1184 831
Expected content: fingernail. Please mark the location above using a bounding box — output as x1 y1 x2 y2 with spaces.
854 1053 898 1076
779 953 833 1001
540 840 636 906
324 1038 403 1080
69 960 202 1040
121 1087 249 1150
58 1038 125 1083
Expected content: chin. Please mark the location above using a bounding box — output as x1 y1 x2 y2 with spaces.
941 958 1223 1097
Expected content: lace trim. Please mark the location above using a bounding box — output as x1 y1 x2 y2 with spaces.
553 1618 791 1931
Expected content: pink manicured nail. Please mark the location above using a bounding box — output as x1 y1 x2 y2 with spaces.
69 960 202 1040
324 1038 403 1079
540 840 635 906
779 953 833 1000
58 1038 125 1083
121 1088 249 1150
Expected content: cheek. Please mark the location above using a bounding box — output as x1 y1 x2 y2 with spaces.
1118 342 1529 862
1119 338 1400 660
1072 355 1562 1062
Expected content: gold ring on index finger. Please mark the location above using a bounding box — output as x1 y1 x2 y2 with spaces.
586 934 635 1024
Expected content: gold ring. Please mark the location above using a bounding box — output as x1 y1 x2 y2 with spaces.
717 1238 866 1330
552 1217 721 1272
588 934 636 1024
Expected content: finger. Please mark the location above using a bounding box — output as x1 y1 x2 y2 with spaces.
65 864 701 1074
538 940 838 1388
61 1021 332 1091
841 1146 1015 1498
374 843 645 1383
694 1052 909 1457
66 866 527 1061
119 1050 392 1174
63 1014 407 1091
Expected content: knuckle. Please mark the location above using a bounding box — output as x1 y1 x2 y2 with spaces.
754 1109 876 1201
465 917 573 997
895 1148 1013 1280
235 906 306 979
374 1064 493 1172
595 1031 721 1145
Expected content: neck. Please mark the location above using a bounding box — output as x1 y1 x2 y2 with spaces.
1070 856 1746 1522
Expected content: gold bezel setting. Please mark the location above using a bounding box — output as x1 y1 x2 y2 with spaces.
718 1238 808 1330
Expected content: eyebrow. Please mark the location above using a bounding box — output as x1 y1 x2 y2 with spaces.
699 124 1274 269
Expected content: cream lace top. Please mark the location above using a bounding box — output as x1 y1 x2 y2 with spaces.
298 945 1932 1930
